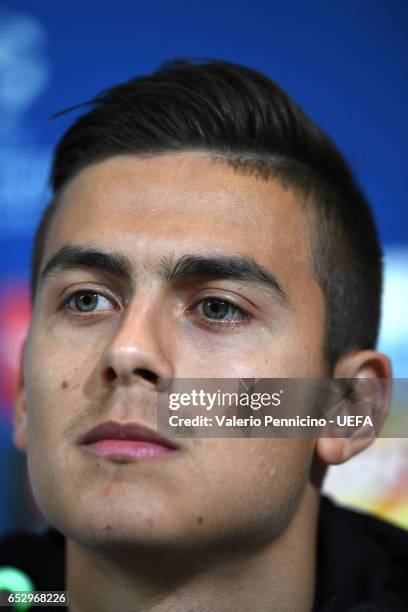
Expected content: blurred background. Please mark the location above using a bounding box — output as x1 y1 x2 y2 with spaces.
0 0 407 534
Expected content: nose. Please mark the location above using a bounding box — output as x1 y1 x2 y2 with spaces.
100 299 173 390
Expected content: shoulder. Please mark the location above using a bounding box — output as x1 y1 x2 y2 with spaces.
315 496 408 611
320 494 408 552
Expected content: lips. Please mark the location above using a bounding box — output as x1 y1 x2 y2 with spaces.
78 420 179 460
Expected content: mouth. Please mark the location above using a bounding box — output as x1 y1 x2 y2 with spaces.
78 420 180 461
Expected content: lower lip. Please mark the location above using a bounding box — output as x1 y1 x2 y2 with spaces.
81 439 175 459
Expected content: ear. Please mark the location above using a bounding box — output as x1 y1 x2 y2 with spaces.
13 340 28 453
315 350 392 465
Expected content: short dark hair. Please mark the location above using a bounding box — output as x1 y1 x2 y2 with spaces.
31 58 383 372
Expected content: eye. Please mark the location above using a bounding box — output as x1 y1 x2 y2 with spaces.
64 291 116 313
195 297 250 324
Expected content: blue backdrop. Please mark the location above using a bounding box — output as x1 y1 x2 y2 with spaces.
0 1 407 533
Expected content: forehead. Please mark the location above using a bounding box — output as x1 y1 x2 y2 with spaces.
44 153 314 281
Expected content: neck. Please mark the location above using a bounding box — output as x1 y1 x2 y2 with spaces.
66 487 319 612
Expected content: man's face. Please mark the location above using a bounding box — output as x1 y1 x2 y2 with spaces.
16 153 326 552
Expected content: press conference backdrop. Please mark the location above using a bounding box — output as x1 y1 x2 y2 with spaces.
0 1 407 534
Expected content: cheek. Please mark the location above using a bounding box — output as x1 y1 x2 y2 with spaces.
228 439 313 494
24 322 102 408
172 307 325 379
23 332 91 490
194 438 314 535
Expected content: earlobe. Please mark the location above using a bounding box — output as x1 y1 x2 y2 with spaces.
13 342 28 453
316 433 375 465
315 349 392 466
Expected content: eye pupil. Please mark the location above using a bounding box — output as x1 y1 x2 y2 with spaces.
75 293 98 312
203 299 230 319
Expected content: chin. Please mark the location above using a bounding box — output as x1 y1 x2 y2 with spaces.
51 499 185 549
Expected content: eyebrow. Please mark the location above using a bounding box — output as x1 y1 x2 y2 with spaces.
159 254 288 301
39 244 288 302
39 244 134 288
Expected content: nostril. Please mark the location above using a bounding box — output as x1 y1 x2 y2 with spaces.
105 366 117 383
133 368 159 385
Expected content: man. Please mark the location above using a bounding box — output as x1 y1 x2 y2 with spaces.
1 59 406 611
